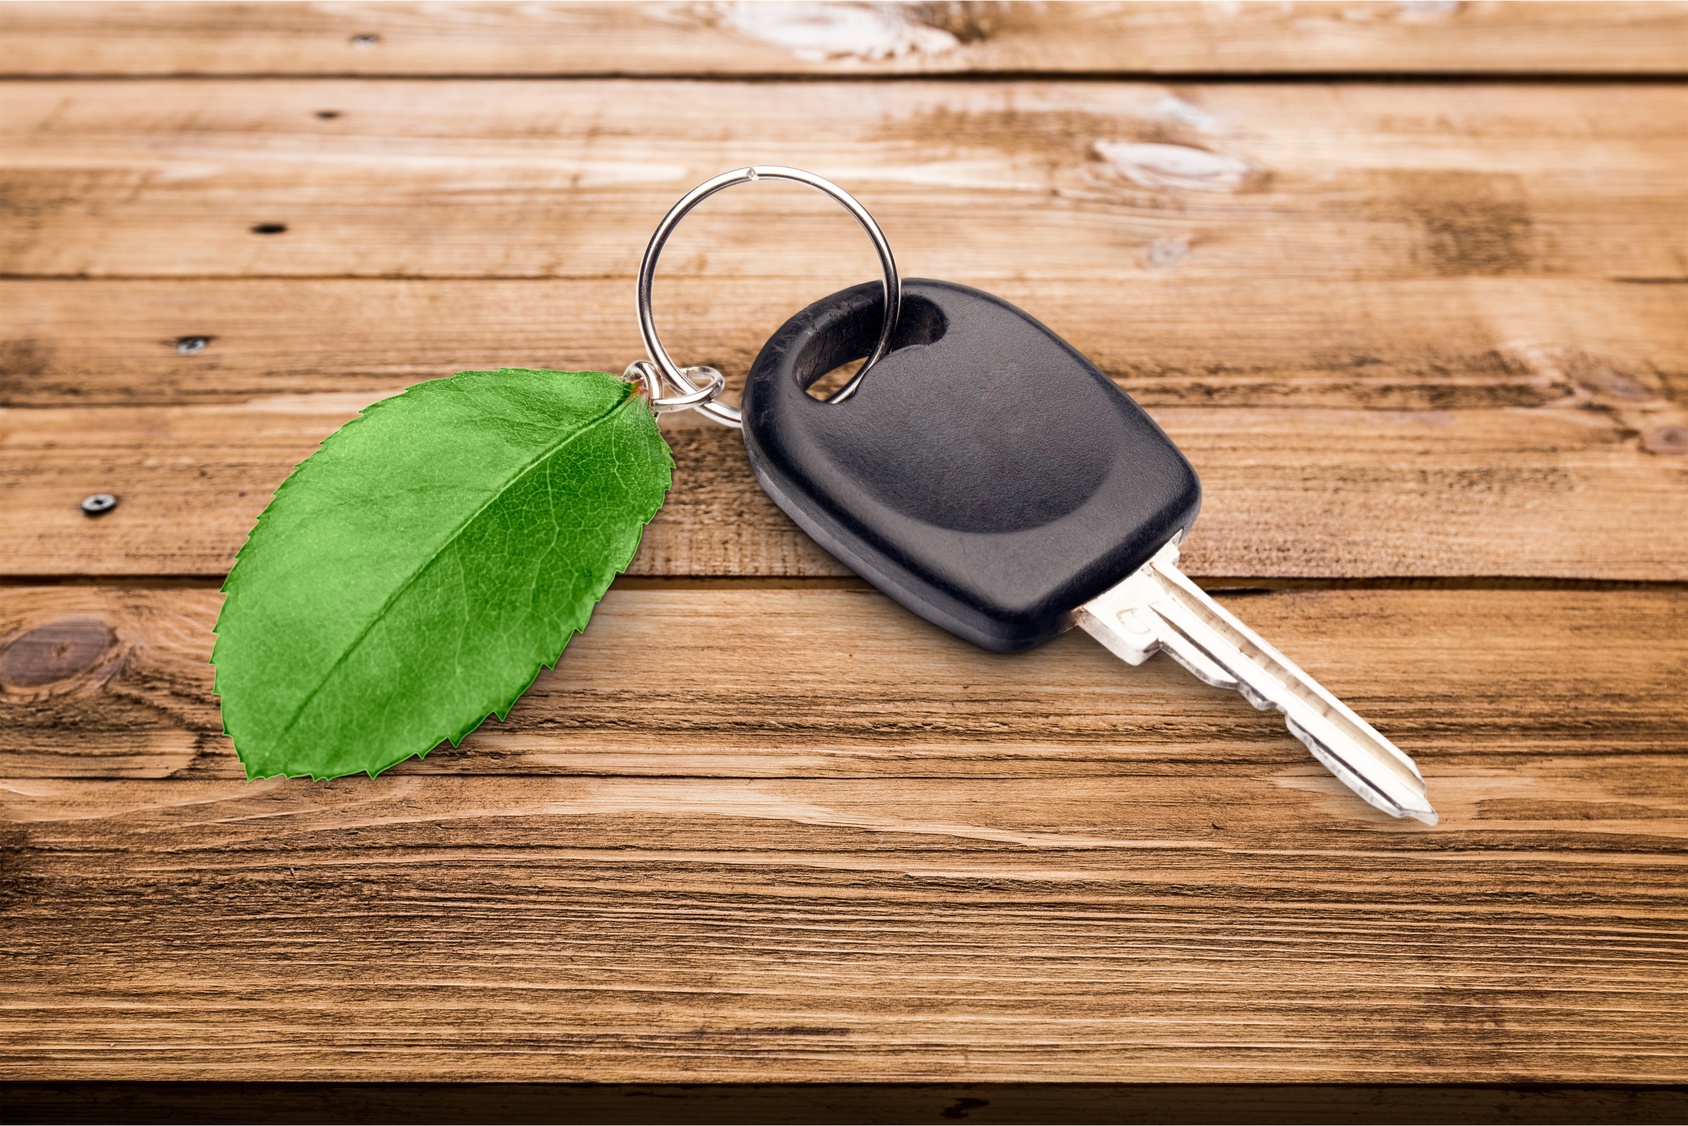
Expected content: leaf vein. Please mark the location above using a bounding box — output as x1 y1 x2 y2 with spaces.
260 388 642 765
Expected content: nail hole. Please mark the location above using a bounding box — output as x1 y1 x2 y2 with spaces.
316 110 342 119
175 336 211 355
351 33 380 48
250 223 287 235
80 493 118 516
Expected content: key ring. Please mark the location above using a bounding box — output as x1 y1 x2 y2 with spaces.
622 359 725 413
633 166 902 429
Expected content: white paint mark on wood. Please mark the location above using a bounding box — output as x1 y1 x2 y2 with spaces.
1501 340 1661 407
1092 141 1252 192
1395 0 1464 20
718 1 960 62
1147 236 1191 268
1154 95 1219 130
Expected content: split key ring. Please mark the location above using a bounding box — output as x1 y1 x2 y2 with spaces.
631 166 902 429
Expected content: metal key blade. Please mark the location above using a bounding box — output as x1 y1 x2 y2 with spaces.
1076 538 1437 825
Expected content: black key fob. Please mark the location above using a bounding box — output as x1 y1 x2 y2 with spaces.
741 279 1202 652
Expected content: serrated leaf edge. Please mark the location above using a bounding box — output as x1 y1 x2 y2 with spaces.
211 371 671 782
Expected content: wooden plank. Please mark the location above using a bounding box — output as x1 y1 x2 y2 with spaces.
3 77 1679 581
2 586 1685 1084
3 584 1684 779
1 2 1684 77
2 80 1684 281
6 277 1685 411
4 393 1687 581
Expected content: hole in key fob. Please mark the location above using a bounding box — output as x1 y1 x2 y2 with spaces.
741 279 1202 652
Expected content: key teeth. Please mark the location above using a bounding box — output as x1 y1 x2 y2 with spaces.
1157 643 1240 693
1081 542 1439 828
1132 606 1240 691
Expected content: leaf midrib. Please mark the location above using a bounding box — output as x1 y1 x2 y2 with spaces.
260 385 639 764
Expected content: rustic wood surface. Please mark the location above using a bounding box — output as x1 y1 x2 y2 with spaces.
1 2 1686 1119
3 1 1686 76
4 585 1687 1084
4 81 1686 281
7 396 1688 581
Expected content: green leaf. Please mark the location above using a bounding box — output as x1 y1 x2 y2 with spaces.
211 369 672 780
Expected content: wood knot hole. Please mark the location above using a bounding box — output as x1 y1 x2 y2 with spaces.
1641 425 1688 456
0 618 117 691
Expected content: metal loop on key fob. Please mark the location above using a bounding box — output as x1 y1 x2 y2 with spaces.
634 166 902 429
622 360 726 414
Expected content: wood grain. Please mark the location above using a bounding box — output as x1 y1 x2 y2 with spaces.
2 80 1683 281
4 4 1688 1105
4 78 1680 582
5 277 1686 410
2 2 1684 78
4 584 1684 780
5 392 1687 580
2 585 1685 1084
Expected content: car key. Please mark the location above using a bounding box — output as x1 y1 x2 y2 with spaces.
739 278 1436 825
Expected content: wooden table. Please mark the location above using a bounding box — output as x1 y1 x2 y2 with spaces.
2 3 1686 1121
